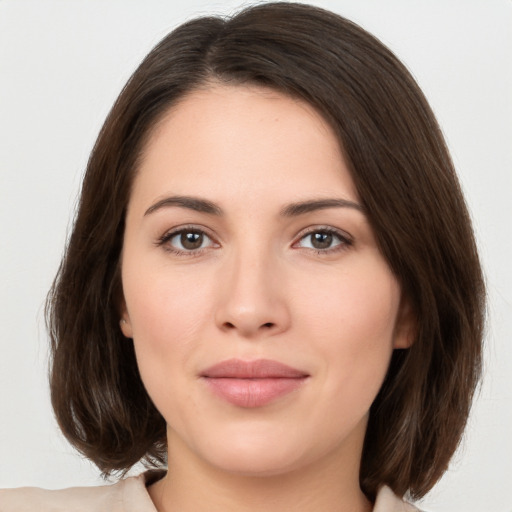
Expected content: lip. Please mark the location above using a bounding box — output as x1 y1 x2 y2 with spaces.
200 358 309 408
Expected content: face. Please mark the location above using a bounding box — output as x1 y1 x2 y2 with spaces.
120 84 413 477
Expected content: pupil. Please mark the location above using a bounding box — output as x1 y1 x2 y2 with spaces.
181 232 202 250
312 232 332 249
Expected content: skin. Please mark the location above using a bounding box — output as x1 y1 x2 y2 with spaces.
120 84 414 512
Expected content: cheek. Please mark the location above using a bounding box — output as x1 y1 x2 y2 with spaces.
121 262 214 392
297 261 399 341
124 262 209 339
121 263 219 426
292 256 400 395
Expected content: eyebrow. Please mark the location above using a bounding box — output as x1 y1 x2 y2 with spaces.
144 196 222 216
280 198 364 216
144 195 364 217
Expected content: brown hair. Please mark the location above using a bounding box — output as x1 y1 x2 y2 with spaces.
47 2 485 501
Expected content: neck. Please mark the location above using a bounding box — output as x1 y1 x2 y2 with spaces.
148 430 372 512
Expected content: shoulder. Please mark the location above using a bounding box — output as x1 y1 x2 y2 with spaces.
374 485 424 512
0 471 163 512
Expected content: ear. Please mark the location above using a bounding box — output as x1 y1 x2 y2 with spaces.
119 299 134 339
393 294 416 349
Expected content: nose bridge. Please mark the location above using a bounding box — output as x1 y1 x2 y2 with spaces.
215 238 289 337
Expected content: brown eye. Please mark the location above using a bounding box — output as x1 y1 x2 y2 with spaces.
159 228 216 255
296 228 351 253
311 232 333 249
180 231 204 250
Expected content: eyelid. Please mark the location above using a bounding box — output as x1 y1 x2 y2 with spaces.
156 224 220 257
292 225 353 253
156 224 353 257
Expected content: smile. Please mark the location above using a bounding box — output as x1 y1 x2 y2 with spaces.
200 358 310 408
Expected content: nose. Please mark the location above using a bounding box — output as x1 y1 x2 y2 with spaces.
214 247 291 339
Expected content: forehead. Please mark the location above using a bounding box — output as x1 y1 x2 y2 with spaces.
131 84 358 211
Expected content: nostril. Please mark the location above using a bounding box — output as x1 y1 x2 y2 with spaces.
220 321 276 332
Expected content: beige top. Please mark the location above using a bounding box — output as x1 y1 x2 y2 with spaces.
0 470 420 512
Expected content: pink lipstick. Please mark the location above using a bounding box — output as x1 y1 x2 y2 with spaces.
200 359 309 408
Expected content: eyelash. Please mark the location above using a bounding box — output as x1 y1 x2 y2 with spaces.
156 225 353 258
156 225 218 257
295 227 353 255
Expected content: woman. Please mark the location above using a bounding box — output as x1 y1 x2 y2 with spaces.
0 2 485 511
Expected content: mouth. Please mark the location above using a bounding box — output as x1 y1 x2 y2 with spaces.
200 358 310 408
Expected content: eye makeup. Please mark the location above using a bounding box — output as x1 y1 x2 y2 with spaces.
155 224 353 258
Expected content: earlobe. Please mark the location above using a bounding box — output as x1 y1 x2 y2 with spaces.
393 295 416 349
120 317 133 338
119 298 134 338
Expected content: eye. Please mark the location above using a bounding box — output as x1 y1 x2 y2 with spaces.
157 226 217 256
295 227 352 254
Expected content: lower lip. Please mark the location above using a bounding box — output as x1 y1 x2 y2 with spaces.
203 377 307 408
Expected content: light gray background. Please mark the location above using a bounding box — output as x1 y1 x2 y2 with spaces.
1 1 511 511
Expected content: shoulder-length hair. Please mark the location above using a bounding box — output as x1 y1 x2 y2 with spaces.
47 1 485 501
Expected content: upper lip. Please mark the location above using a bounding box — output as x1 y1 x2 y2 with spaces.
200 358 309 379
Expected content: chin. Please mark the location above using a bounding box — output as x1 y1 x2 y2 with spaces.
194 422 351 480
185 423 311 477
206 447 307 478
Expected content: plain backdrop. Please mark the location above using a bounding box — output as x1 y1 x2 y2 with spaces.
0 1 511 511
